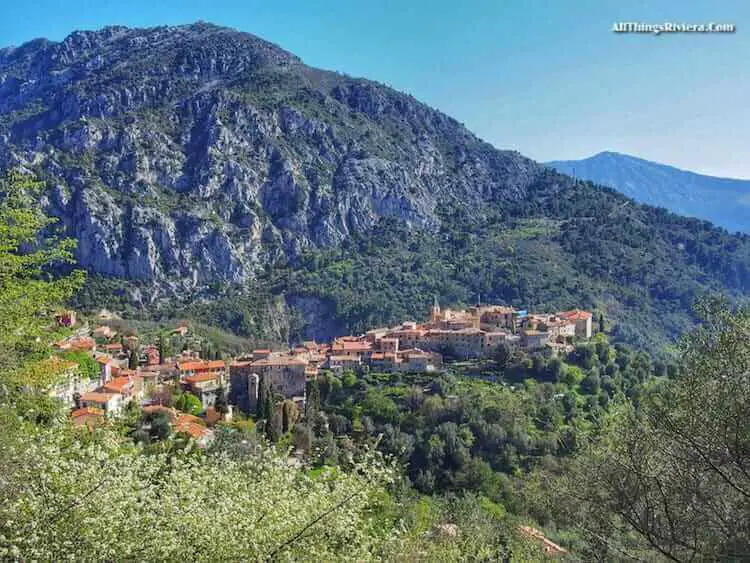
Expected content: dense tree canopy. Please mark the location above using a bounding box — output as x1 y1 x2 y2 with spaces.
556 298 750 561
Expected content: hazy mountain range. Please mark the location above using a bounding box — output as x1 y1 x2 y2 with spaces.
0 23 748 350
546 152 750 234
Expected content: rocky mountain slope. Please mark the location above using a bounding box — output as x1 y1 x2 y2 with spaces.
1 23 749 349
546 152 750 233
0 23 535 291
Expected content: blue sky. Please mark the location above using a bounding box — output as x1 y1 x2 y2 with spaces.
2 1 749 177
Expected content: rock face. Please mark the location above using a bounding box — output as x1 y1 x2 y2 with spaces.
0 22 538 297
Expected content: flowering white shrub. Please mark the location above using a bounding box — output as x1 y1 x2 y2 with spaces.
0 420 396 561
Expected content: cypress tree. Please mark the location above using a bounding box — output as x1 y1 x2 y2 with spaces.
305 378 320 420
158 334 166 364
256 374 266 419
128 348 139 370
282 401 291 434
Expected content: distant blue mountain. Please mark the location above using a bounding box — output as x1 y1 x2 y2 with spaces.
546 152 750 233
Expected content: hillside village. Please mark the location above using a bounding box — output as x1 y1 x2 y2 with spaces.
49 301 594 445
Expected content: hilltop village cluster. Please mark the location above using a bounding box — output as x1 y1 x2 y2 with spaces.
49 302 593 444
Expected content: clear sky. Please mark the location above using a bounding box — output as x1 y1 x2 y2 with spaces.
2 1 749 177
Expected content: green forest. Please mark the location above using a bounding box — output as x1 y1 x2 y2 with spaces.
3 172 750 560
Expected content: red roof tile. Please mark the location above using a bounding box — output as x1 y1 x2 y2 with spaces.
178 360 225 372
560 310 593 320
175 421 209 439
184 372 219 384
102 377 131 393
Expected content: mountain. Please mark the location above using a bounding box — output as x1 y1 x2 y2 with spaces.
546 152 750 233
1 23 749 351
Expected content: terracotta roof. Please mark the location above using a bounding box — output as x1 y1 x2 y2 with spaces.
229 361 253 368
253 349 272 354
175 421 209 439
71 407 104 418
96 355 112 365
560 309 593 320
81 392 119 403
102 377 131 393
370 353 386 360
177 413 206 426
104 343 123 351
184 372 219 384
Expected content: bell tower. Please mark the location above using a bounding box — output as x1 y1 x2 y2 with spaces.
430 295 441 322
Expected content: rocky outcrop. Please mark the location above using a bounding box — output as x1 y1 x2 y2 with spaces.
0 23 540 295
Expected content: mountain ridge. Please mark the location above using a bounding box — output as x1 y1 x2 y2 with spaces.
546 152 750 233
1 23 748 351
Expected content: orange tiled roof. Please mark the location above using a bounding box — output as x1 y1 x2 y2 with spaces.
102 376 131 393
561 309 593 320
104 343 123 350
177 413 206 426
81 391 119 403
175 421 209 439
184 372 219 384
178 360 225 372
253 349 272 354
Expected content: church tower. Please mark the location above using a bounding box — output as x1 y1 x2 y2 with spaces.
430 295 441 322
